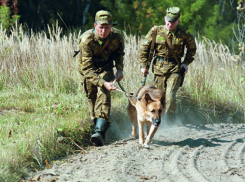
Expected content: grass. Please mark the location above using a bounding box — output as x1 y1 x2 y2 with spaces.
0 25 245 181
183 37 245 122
0 90 90 181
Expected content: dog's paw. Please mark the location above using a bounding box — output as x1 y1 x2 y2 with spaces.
143 143 150 149
139 140 144 145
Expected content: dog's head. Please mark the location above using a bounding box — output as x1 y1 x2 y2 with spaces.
141 92 165 127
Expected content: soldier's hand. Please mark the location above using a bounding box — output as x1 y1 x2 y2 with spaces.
116 70 123 82
141 68 149 77
180 64 188 74
103 82 117 91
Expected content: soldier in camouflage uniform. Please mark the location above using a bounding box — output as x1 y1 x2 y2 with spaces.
79 10 124 146
139 7 196 123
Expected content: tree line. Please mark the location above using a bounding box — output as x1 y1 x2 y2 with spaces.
0 0 244 53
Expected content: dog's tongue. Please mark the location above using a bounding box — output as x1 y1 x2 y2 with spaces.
153 124 159 128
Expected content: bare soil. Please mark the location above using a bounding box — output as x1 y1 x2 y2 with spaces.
25 113 245 182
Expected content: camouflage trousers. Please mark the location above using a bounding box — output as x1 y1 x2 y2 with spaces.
81 71 114 122
154 73 181 114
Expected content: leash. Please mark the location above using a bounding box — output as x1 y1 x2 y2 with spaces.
112 74 148 100
142 74 148 87
112 80 139 100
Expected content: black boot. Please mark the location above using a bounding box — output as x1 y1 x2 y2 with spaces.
91 118 110 146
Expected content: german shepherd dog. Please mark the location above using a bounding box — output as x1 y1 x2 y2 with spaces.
127 85 165 148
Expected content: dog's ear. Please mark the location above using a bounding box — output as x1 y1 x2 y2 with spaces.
144 93 153 103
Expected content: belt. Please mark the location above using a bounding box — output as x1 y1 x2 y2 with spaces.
158 56 178 63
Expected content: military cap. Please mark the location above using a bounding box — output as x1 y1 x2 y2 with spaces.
95 10 116 25
166 7 180 22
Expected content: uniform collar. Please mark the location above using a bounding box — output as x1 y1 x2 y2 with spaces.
165 26 178 35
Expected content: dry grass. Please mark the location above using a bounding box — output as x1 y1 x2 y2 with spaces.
0 25 244 180
184 37 245 121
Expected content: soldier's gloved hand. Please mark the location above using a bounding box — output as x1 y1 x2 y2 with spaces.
103 82 117 91
116 70 123 82
180 64 188 74
141 68 149 77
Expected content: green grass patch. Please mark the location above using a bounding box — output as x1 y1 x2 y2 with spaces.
0 88 92 180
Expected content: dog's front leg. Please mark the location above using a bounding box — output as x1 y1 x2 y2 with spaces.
146 123 151 136
138 120 144 145
144 125 158 148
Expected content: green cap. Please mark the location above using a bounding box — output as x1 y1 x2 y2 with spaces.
166 7 180 22
95 10 113 25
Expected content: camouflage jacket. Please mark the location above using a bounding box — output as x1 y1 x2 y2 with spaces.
139 25 196 69
79 28 124 87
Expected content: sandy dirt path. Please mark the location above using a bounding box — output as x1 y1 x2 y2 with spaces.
25 117 245 182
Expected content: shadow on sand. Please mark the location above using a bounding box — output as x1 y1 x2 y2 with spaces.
153 137 232 148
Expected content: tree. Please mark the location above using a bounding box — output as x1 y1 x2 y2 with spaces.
17 0 101 32
14 0 239 51
232 0 244 58
0 0 20 30
100 0 237 48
